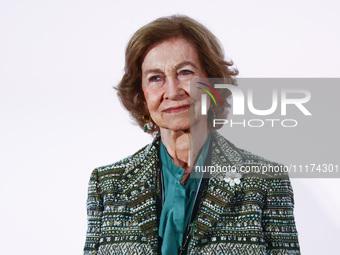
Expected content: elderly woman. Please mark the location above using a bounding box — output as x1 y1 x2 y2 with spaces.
84 15 300 255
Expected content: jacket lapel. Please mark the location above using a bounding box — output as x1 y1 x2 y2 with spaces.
122 137 161 255
189 131 244 247
123 131 244 253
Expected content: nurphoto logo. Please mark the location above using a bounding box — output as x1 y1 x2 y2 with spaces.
196 80 312 128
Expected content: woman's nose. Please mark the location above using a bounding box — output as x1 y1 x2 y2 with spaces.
163 77 187 100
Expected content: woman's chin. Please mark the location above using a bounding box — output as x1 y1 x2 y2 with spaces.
159 119 209 133
169 125 190 132
160 122 190 132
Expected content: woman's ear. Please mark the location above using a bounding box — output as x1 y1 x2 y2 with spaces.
143 101 150 115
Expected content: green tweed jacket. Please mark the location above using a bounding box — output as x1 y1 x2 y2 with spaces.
84 130 300 255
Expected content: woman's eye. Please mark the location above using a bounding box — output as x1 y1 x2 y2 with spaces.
149 75 161 82
180 70 193 75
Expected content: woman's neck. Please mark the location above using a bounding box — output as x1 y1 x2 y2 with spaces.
160 126 209 183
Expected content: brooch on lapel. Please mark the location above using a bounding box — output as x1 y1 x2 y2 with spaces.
223 172 242 187
215 169 243 188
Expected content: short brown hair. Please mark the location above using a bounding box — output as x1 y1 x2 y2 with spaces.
116 14 238 134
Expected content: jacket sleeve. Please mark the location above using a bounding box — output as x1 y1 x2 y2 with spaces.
84 169 103 255
262 175 301 254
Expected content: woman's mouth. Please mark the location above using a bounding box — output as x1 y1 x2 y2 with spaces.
162 104 191 114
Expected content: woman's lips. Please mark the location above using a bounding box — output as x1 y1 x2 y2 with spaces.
162 104 191 114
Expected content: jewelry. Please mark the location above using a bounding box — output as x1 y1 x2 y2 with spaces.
142 114 151 132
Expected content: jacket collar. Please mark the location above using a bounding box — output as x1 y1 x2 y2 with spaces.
125 130 244 254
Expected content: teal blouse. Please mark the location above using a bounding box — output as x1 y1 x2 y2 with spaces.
158 135 211 255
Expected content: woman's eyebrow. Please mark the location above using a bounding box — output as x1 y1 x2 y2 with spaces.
143 61 199 76
143 69 163 76
175 61 199 70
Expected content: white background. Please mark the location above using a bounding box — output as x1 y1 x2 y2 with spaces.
0 0 339 254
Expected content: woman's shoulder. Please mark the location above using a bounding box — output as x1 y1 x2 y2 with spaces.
89 136 161 184
211 130 290 180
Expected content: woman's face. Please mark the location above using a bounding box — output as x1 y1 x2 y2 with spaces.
141 37 207 132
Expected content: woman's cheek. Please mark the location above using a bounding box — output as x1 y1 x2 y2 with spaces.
145 94 159 112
